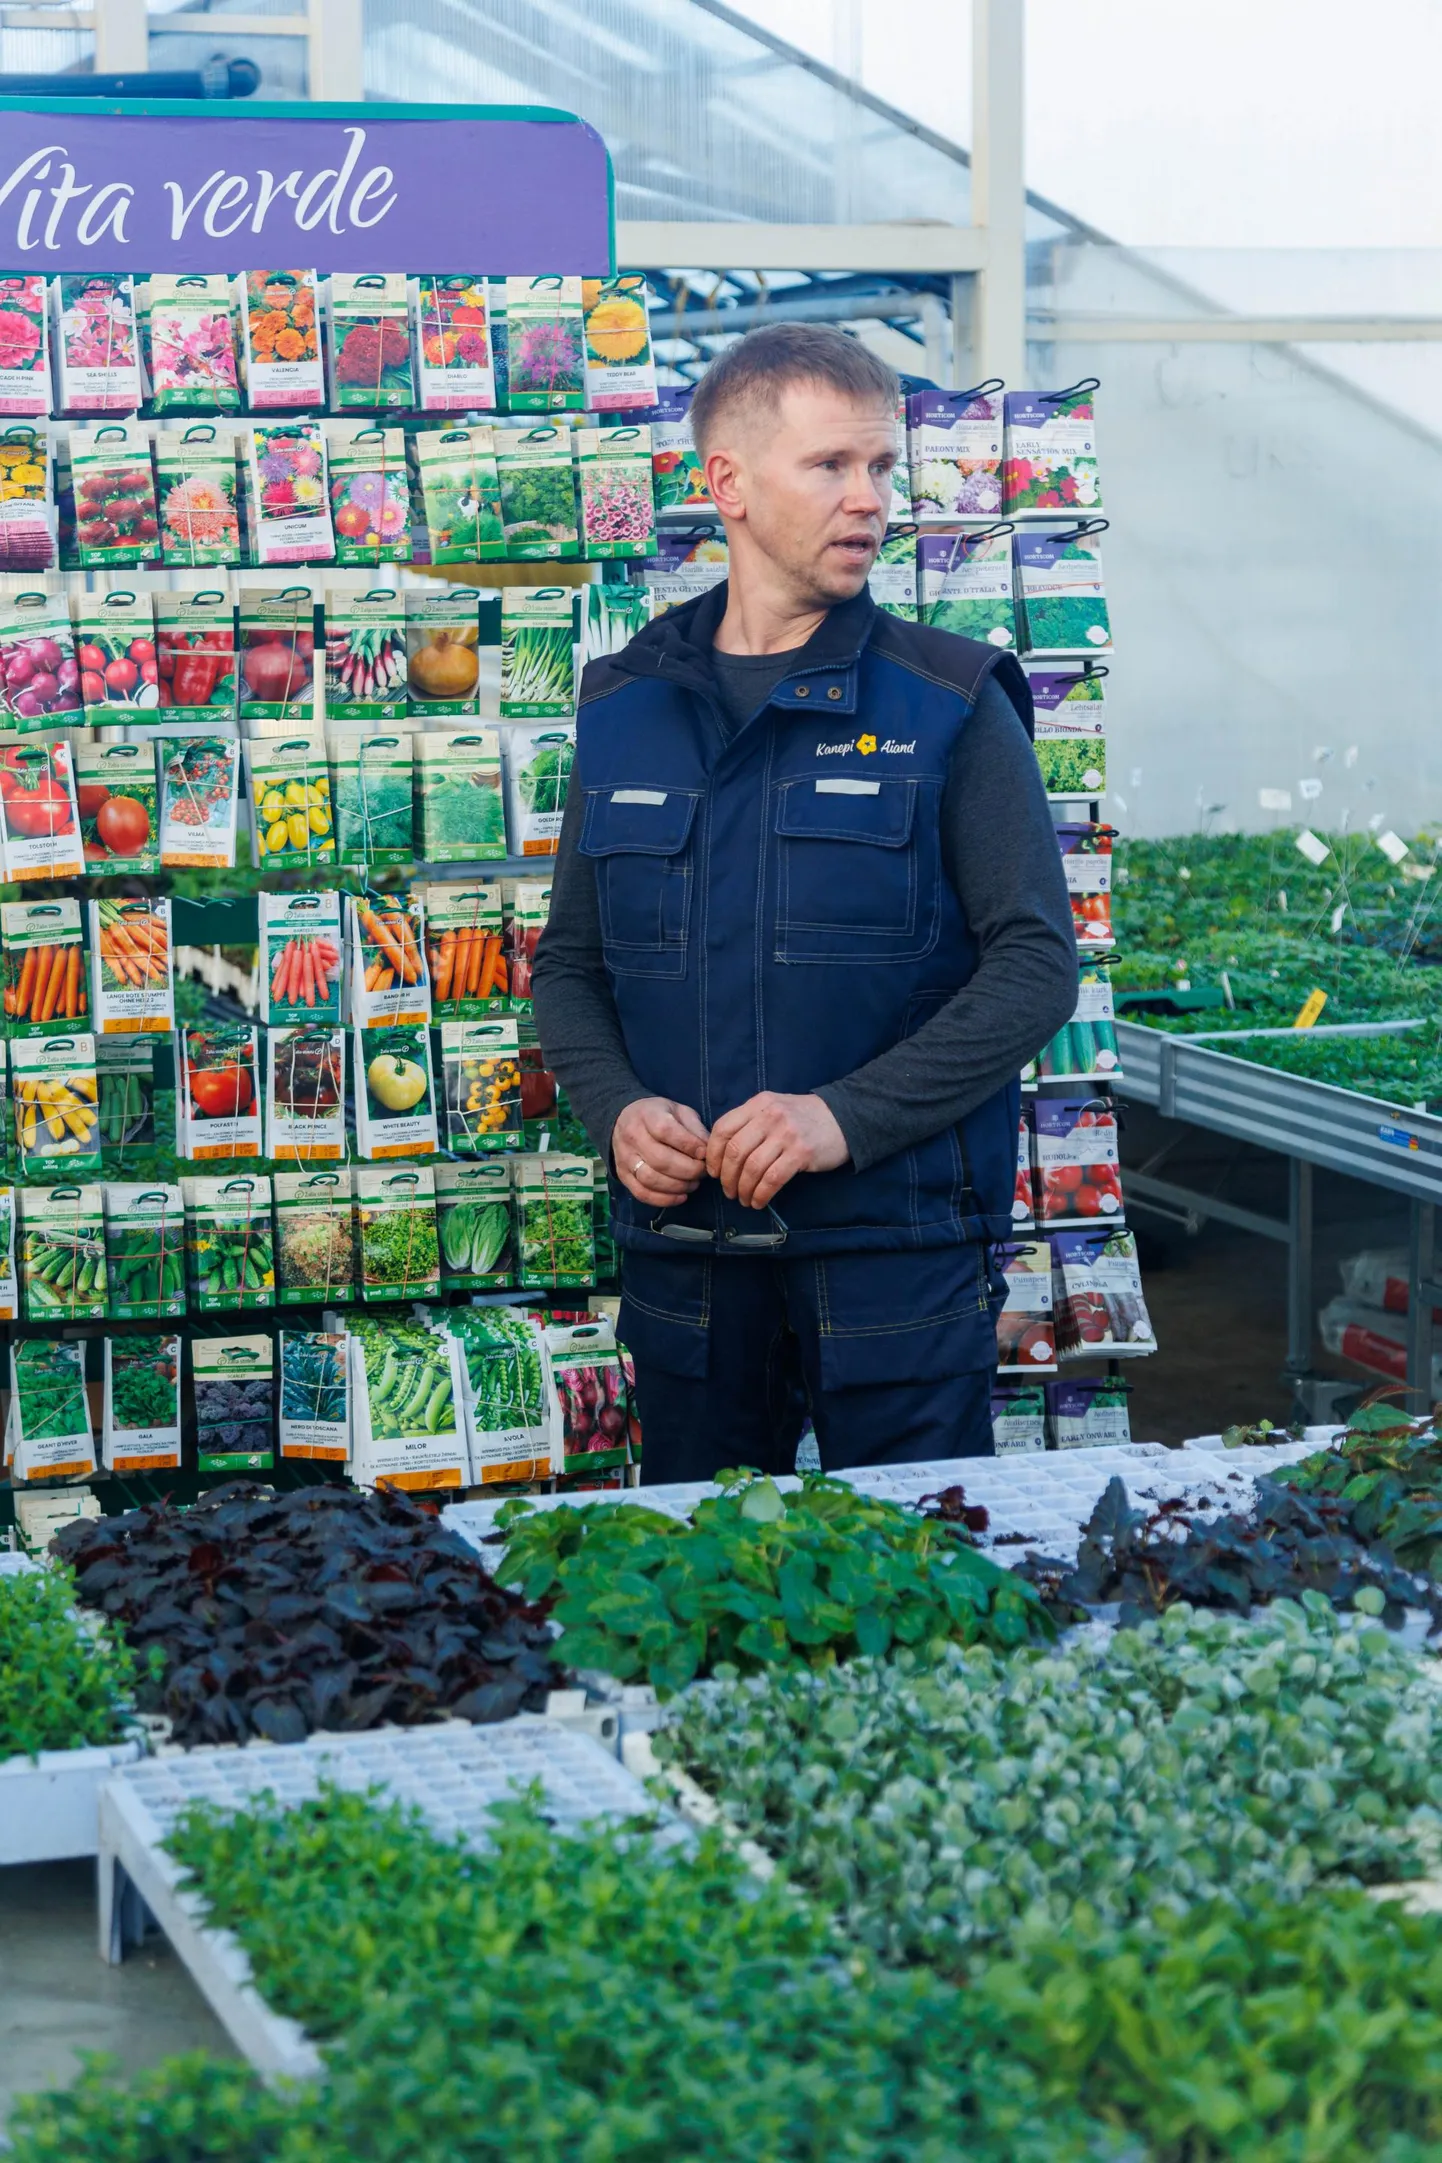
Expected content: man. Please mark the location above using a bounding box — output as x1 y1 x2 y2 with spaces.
532 323 1077 1481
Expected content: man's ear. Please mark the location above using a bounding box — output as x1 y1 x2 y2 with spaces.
705 445 746 520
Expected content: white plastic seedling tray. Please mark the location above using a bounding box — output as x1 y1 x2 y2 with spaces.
0 1549 38 1577
0 1736 143 1866
97 1717 667 2082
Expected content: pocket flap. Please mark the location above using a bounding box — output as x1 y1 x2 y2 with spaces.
580 787 699 857
775 776 915 846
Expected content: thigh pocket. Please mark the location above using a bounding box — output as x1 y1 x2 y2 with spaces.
774 777 937 964
580 787 699 978
810 1246 998 1388
618 1250 711 1379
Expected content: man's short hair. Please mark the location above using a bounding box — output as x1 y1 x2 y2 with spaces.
688 323 899 458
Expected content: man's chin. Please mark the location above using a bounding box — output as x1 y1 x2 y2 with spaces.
811 551 875 604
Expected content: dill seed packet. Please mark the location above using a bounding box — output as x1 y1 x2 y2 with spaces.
503 724 574 854
10 1338 95 1485
500 587 575 718
146 273 241 413
20 1180 107 1323
917 527 1017 647
411 425 504 565
328 273 414 411
439 1017 522 1156
103 1334 182 1474
434 1158 513 1291
103 1182 185 1321
183 1173 275 1314
582 275 658 411
503 277 586 412
414 729 506 863
1024 664 1107 798
192 1333 274 1474
327 730 414 869
279 1330 350 1463
356 1164 440 1301
577 425 655 559
323 585 406 724
273 1169 356 1306
496 425 580 560
411 276 497 412
240 270 323 412
1015 522 1112 658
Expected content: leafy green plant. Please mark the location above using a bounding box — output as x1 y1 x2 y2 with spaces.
0 1567 140 1761
6 2055 293 2163
496 1472 1053 1693
1275 1401 1442 1574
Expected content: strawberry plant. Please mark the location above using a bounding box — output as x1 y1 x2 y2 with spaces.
0 1566 140 1761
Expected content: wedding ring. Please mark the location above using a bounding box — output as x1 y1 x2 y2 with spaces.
633 1156 647 1176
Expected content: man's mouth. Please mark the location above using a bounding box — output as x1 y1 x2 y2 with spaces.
830 534 878 563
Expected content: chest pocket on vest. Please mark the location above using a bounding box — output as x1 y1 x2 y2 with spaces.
773 776 937 964
579 787 699 977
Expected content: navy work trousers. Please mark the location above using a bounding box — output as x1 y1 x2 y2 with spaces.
618 1243 1003 1486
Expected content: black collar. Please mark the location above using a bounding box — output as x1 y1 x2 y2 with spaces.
614 578 879 701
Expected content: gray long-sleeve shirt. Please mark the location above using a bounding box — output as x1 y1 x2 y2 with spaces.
531 662 1078 1177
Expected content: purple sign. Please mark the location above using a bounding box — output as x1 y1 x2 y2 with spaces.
0 102 612 272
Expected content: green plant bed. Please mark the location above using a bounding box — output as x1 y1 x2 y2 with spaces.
0 1567 141 1761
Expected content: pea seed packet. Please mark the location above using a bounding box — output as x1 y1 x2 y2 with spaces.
1057 822 1114 949
581 581 652 665
496 425 580 560
0 277 50 416
154 590 238 733
917 526 1017 648
356 1163 441 1301
425 883 506 1017
434 1158 513 1291
1015 522 1112 658
1033 1096 1123 1227
346 893 430 1030
648 384 710 509
89 896 173 1037
246 732 335 870
273 1168 356 1306
581 275 657 411
279 1329 350 1463
0 1182 16 1320
405 587 481 719
267 1025 346 1164
102 1334 182 1474
990 1381 1047 1455
183 1174 275 1314
440 1017 522 1156
155 425 242 567
868 528 919 622
354 1021 438 1161
323 585 406 725
11 1033 100 1179
179 1023 262 1163
20 1180 106 1323
348 1318 466 1493
328 729 414 867
246 423 333 565
1052 1228 1156 1359
0 425 56 573
10 1338 95 1485
192 1333 274 1473
502 277 585 412
70 423 162 568
445 1304 550 1481
103 1182 185 1321
500 588 575 719
328 273 415 410
3 899 85 1040
240 271 323 412
260 889 343 1028
544 1317 635 1475
1047 1373 1132 1451
1003 383 1101 516
503 723 574 854
994 1240 1056 1376
576 425 655 559
638 526 728 618
0 589 84 732
415 728 506 862
1025 664 1107 797
52 274 141 416
146 274 241 413
326 423 410 565
906 384 1005 522
505 880 551 1009
515 1153 594 1289
411 425 504 564
412 276 497 412
157 735 240 869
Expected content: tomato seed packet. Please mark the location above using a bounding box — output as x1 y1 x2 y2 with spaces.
179 1024 262 1162
267 1025 346 1164
0 739 83 883
73 740 160 875
1032 1096 1124 1227
1057 822 1114 950
157 736 240 870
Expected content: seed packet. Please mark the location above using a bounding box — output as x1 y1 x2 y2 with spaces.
543 1316 636 1475
581 581 652 665
506 880 551 1009
907 384 1004 522
238 585 316 728
246 732 334 869
1013 1106 1036 1227
503 723 574 854
184 1174 274 1313
1057 822 1114 949
328 273 414 410
103 1182 185 1320
179 1024 261 1162
1035 968 1120 1084
328 730 413 869
192 1334 274 1473
576 425 655 559
0 739 83 882
500 587 575 720
434 1158 513 1290
439 1017 522 1155
355 1019 437 1162
240 271 323 412
89 897 172 1036
415 728 505 862
346 893 430 1028
348 1318 466 1493
10 1339 96 1485
405 587 481 718
887 395 911 526
146 274 241 413
3 899 85 1038
0 278 49 415
581 275 657 411
591 1160 617 1283
74 744 156 878
868 528 919 622
0 590 84 731
355 1163 440 1300
0 1184 16 1320
103 1334 182 1474
1052 1227 1156 1358
991 1381 1047 1455
69 423 161 568
157 735 240 868
425 883 506 1016
96 1037 157 1178
246 423 333 564
273 1168 356 1305
1033 1096 1123 1226
412 277 497 411
994 1239 1057 1375
1026 664 1106 797
278 1330 349 1463
446 1304 550 1481
154 425 241 567
52 274 141 415
259 890 342 1028
73 590 159 723
267 1025 345 1164
1015 522 1112 657
502 276 585 412
0 426 55 571
1047 1373 1132 1450
648 384 710 509
20 1180 106 1321
325 422 409 564
323 585 405 724
515 1153 593 1288
496 425 580 559
411 424 503 565
638 525 728 617
1003 383 1101 516
917 527 1016 647
154 590 238 731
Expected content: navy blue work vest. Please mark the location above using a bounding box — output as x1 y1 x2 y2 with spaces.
574 582 1030 1258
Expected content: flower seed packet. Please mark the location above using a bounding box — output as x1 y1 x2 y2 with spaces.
868 529 919 622
192 1333 274 1474
496 424 580 560
906 384 1004 522
1003 383 1101 516
648 383 710 509
245 423 333 564
581 275 657 411
103 1335 182 1474
328 273 414 410
412 276 497 411
577 424 655 559
279 1329 350 1464
638 526 727 617
411 423 504 564
1015 522 1112 658
146 273 241 413
52 274 141 415
917 527 1017 648
326 422 410 564
0 425 55 572
502 277 586 412
0 278 49 416
1024 664 1106 798
240 271 323 411
157 736 240 869
155 425 241 566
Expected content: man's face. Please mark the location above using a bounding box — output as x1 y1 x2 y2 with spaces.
706 383 897 607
